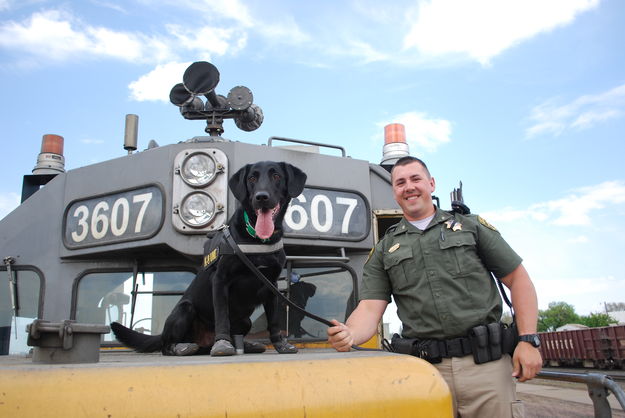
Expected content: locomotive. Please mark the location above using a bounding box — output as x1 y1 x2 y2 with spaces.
0 61 452 417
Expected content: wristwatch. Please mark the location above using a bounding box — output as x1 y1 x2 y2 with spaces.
518 334 541 348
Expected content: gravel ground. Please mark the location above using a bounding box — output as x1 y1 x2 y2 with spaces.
519 377 625 418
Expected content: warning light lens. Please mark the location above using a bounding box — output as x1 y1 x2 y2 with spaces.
179 192 216 227
180 152 217 187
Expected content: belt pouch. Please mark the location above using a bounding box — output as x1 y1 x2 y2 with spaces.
501 322 518 355
468 325 491 364
422 340 442 364
390 334 418 355
486 323 502 360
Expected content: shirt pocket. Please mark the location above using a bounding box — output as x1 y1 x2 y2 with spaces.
383 246 416 290
439 231 480 276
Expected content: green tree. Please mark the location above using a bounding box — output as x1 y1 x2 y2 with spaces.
538 301 580 332
579 312 618 328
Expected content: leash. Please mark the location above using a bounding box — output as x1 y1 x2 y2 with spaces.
221 227 387 352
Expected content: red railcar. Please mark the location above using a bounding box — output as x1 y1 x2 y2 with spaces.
539 325 625 369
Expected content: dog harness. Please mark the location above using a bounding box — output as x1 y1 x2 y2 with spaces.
202 226 284 270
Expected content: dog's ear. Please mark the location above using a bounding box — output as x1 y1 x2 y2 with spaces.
280 163 307 198
228 164 250 202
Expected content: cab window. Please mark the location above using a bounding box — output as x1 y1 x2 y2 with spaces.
248 263 357 341
0 268 42 355
75 270 195 344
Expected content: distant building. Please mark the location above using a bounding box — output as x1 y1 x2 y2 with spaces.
608 310 625 324
556 324 588 331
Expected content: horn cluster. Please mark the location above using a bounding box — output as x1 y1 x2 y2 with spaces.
169 61 264 136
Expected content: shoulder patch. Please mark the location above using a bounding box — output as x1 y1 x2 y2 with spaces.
477 215 498 232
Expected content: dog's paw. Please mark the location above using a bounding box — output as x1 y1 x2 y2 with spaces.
243 340 266 354
273 338 298 354
173 343 200 356
210 339 236 356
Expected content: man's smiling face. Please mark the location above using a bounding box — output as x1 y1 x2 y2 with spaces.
391 161 436 221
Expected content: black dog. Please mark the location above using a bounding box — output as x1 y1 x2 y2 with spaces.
111 161 307 356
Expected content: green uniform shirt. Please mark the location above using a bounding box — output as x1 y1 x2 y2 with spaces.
360 207 522 340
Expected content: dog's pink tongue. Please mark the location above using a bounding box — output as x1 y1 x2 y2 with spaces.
255 209 275 239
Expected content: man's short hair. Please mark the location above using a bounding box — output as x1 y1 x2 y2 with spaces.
391 156 431 178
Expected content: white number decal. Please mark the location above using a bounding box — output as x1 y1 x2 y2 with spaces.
69 192 154 242
284 195 308 231
336 197 357 234
91 201 110 239
71 205 89 242
132 193 153 233
110 198 130 237
310 194 332 232
285 192 358 234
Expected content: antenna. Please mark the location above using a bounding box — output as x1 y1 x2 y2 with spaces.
124 114 138 154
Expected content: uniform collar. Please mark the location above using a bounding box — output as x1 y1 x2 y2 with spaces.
393 207 454 235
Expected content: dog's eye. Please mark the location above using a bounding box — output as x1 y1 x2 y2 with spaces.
248 176 257 183
272 173 281 181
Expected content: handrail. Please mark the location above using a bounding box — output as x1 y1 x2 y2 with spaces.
536 370 625 417
267 136 346 157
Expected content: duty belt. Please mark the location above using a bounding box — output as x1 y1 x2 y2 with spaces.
390 322 518 365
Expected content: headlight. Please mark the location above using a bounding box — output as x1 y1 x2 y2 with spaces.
179 192 216 227
180 152 217 187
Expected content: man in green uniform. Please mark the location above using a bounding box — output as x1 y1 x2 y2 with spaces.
328 156 542 417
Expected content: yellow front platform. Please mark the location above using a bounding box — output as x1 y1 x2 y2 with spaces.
0 350 452 417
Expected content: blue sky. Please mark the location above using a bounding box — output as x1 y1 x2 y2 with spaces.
1 0 624 317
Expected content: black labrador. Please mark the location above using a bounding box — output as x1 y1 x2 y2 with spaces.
111 161 307 356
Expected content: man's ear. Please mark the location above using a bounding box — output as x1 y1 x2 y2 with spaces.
228 164 251 202
280 162 307 198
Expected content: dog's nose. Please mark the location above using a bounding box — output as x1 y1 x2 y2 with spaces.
254 191 269 202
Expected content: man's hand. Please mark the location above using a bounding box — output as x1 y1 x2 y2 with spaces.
512 342 542 382
327 319 354 352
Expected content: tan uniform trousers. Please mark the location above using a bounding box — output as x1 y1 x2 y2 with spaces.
434 354 524 418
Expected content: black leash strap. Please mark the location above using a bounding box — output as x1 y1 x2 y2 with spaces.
222 227 384 352
222 228 334 327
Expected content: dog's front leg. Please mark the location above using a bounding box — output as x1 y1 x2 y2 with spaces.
263 293 298 354
210 266 236 356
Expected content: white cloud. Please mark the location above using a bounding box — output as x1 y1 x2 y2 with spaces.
129 61 191 102
403 0 599 65
165 24 245 58
527 83 625 137
377 111 452 153
0 192 20 220
482 180 625 227
165 0 254 27
0 10 174 63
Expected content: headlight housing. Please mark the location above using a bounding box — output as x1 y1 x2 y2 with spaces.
180 152 218 187
178 192 216 227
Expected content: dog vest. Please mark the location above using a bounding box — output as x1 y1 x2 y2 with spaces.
202 227 284 270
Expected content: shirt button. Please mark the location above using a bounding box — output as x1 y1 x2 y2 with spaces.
424 251 430 255
442 315 448 320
